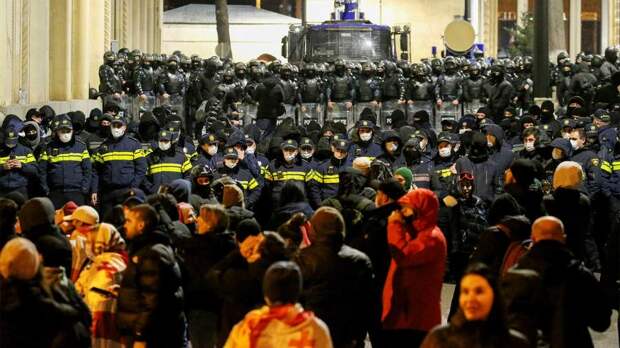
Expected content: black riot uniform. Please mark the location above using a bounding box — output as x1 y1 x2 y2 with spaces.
158 56 187 99
99 51 123 99
298 64 325 104
355 62 381 103
327 59 355 103
435 57 462 104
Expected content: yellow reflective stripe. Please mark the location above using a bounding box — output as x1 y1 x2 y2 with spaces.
0 156 8 164
181 157 193 172
17 154 35 164
267 171 307 181
239 179 259 190
247 178 258 190
612 161 620 171
148 163 183 174
100 152 135 161
601 161 612 173
438 168 453 178
323 175 339 184
144 148 154 156
313 171 324 182
81 150 90 160
134 148 145 159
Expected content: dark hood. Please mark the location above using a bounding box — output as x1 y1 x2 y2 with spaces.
138 111 161 142
484 124 505 148
1 114 23 132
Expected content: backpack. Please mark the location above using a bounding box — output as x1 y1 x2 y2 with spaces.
500 239 532 276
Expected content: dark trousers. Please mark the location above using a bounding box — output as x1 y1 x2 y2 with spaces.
381 329 428 348
49 190 86 209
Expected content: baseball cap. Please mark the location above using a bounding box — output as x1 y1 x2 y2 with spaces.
64 205 100 226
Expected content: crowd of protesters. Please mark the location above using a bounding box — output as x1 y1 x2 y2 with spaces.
0 47 619 348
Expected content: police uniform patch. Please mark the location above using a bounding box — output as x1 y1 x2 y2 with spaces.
592 158 600 167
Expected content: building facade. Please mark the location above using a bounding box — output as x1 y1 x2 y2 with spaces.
0 0 163 115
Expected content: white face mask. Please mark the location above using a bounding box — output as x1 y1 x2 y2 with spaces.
459 128 470 134
159 141 171 151
58 131 73 143
438 147 451 158
284 153 297 162
301 150 313 159
389 143 398 152
207 145 218 156
359 132 372 142
111 126 126 139
487 141 494 148
224 159 237 169
570 139 580 150
246 144 256 154
524 141 535 152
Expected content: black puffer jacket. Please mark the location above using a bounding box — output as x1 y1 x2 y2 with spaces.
0 277 91 348
504 241 611 348
177 231 236 311
295 240 374 347
117 229 186 348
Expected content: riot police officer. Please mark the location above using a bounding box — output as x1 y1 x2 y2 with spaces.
99 51 123 105
327 59 355 113
158 55 187 119
461 62 486 115
435 56 462 121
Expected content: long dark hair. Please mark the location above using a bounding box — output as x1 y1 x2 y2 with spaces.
456 262 509 333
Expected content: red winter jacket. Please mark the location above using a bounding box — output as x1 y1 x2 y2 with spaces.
382 188 447 331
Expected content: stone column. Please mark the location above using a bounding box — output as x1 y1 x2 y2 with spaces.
482 0 498 57
90 0 105 91
569 0 581 59
516 0 529 25
131 0 140 50
0 0 13 106
104 0 112 51
139 0 148 52
154 0 163 53
146 0 155 52
50 0 72 101
25 0 50 103
72 0 90 99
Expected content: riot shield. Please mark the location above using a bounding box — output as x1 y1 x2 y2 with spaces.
298 103 324 127
380 99 406 129
463 99 484 116
239 102 258 126
159 94 185 120
435 103 461 129
406 100 433 123
131 94 157 121
326 102 354 129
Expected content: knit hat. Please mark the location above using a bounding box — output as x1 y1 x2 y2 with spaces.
553 161 584 190
62 201 79 217
394 167 413 190
378 178 407 201
64 205 100 226
19 198 55 233
310 206 345 241
236 218 262 243
352 157 371 176
509 159 538 187
0 237 40 280
222 184 244 208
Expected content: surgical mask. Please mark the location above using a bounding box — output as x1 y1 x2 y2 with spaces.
487 141 494 148
524 141 535 152
438 147 451 158
301 151 313 159
111 126 125 139
389 143 398 152
570 139 580 150
159 141 171 151
246 145 255 155
284 153 297 162
459 128 470 134
224 160 237 169
58 131 73 143
207 145 218 156
359 132 372 142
